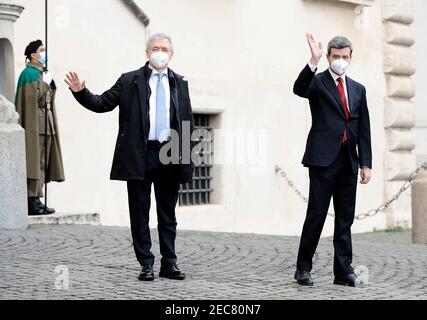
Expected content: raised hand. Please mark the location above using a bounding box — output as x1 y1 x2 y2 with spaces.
64 72 86 93
306 33 323 65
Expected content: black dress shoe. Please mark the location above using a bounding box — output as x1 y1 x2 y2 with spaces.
138 264 154 281
294 270 314 286
334 273 364 287
159 264 186 280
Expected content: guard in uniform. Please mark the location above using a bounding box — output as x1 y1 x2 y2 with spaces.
15 40 65 216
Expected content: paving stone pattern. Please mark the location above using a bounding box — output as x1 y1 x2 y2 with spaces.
0 225 426 300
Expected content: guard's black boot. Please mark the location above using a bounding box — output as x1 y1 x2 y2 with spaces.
28 197 47 216
34 198 56 215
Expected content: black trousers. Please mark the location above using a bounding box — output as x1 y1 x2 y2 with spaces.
296 144 358 277
127 143 180 267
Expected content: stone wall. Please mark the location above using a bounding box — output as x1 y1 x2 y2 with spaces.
0 2 27 230
7 0 424 235
0 95 28 229
383 0 416 228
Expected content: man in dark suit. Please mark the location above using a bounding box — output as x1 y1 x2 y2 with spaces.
293 34 372 287
65 33 194 281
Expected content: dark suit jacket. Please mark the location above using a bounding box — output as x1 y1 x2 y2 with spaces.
293 64 372 174
72 63 195 183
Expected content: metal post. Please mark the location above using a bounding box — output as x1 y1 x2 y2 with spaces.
43 0 48 214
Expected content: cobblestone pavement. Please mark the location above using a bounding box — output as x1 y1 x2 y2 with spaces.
0 225 426 300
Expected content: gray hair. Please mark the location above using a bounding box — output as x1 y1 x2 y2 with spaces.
146 33 174 52
327 36 353 56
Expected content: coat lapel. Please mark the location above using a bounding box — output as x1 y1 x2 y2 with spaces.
320 70 346 118
168 69 180 120
134 66 151 138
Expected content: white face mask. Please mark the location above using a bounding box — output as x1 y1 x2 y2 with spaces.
38 51 47 65
330 58 350 76
149 51 170 69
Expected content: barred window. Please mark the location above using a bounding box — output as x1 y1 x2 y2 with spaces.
179 114 213 206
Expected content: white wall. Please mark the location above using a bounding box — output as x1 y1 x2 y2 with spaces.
139 0 387 236
11 0 394 236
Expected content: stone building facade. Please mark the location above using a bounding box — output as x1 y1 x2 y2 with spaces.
1 0 425 236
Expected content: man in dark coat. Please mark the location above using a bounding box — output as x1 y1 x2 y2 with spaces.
293 34 372 287
65 33 194 281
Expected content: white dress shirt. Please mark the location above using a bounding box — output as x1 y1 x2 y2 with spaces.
308 62 350 111
148 67 171 141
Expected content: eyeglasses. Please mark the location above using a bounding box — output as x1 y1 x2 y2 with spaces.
149 47 172 53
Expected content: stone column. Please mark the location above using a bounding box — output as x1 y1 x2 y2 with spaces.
0 95 28 229
0 2 26 229
0 3 24 101
383 0 416 229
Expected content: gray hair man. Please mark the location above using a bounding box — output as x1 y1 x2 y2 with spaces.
65 33 194 281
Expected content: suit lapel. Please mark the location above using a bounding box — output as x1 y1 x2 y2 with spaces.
346 76 357 115
320 70 346 118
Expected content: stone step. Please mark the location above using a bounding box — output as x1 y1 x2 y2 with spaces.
29 213 101 226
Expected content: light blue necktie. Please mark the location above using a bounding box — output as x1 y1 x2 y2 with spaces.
155 73 167 142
